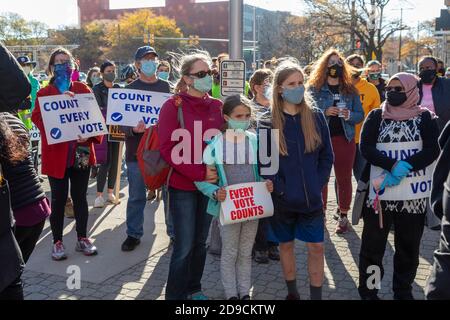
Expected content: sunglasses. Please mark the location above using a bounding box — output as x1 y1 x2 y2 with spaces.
328 59 343 67
385 86 404 93
189 70 212 78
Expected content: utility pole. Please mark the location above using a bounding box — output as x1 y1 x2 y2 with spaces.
253 5 257 69
350 0 356 52
229 0 243 60
416 21 420 72
394 7 413 72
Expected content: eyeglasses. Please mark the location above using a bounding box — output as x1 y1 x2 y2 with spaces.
385 86 404 93
189 70 212 78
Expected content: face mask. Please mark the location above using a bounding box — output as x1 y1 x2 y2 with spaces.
91 76 102 86
193 75 213 93
328 65 343 78
227 118 251 131
263 86 272 100
141 60 157 77
282 85 305 105
103 73 116 83
419 69 437 84
53 62 74 93
158 71 169 81
369 72 381 81
386 91 407 107
22 66 32 75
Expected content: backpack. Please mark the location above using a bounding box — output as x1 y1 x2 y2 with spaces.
137 95 184 191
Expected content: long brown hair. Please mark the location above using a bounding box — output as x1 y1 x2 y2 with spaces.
308 48 358 96
272 62 322 155
47 47 74 84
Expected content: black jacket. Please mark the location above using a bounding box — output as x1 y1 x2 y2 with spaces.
92 81 121 112
0 112 45 211
360 109 440 173
426 121 450 299
0 42 31 113
419 77 450 133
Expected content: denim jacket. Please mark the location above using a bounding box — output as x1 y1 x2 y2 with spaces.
309 84 364 142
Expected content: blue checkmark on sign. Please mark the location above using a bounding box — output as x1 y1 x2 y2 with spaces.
50 128 62 140
111 112 123 122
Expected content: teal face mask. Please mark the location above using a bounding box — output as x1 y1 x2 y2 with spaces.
193 75 213 93
141 60 157 77
263 86 272 100
227 118 250 131
158 71 169 81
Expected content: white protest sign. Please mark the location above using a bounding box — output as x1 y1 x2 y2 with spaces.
29 124 41 142
221 60 246 97
220 182 274 226
369 141 436 201
106 89 171 128
38 93 108 145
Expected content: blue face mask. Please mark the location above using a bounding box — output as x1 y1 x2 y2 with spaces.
193 75 213 93
141 60 157 77
282 85 305 105
263 86 272 100
158 71 169 81
54 62 74 93
227 118 251 132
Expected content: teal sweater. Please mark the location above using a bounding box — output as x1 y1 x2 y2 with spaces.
195 130 264 217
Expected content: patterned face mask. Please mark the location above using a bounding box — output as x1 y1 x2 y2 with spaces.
54 61 74 93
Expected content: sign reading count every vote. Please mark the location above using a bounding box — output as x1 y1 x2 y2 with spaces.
106 89 171 128
38 93 108 145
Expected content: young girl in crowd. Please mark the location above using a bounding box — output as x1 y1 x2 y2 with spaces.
308 49 364 234
195 95 273 300
159 51 223 300
359 72 439 300
264 62 334 300
32 48 102 261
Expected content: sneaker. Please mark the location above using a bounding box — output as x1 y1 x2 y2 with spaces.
333 208 341 221
94 196 105 208
285 293 300 300
64 198 74 219
76 238 98 256
335 216 349 234
189 292 208 300
107 193 120 204
121 236 141 251
268 246 280 261
241 295 251 300
52 241 67 261
254 250 269 264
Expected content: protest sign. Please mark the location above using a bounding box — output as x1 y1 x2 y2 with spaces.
369 141 436 201
29 124 41 142
106 89 171 128
220 182 274 226
108 125 126 142
38 93 108 145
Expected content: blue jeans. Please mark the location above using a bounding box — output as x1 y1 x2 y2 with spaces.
126 161 147 239
166 188 212 300
162 185 174 239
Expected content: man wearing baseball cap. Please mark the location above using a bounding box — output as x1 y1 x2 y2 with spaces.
16 56 40 130
120 45 171 252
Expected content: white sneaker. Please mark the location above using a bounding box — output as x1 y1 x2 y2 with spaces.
107 193 120 204
52 241 67 261
94 196 105 208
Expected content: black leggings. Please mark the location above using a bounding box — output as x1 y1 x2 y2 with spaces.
48 167 90 243
96 142 120 193
15 220 45 263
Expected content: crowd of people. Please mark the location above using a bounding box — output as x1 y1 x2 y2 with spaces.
1 39 449 301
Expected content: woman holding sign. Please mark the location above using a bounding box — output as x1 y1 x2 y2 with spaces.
195 95 273 300
265 61 333 300
159 51 223 300
32 48 102 261
358 72 440 300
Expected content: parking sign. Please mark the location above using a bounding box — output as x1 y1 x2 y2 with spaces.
220 60 246 97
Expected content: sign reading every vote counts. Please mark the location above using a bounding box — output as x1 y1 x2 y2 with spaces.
38 93 108 145
106 89 171 128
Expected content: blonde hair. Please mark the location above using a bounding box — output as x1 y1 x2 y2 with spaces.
272 62 322 155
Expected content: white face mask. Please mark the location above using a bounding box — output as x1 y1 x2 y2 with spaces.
22 66 32 75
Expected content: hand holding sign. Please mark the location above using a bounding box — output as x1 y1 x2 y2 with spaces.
265 180 274 193
216 188 227 202
132 120 146 134
220 182 274 226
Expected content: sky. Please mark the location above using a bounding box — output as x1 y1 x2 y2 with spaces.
0 0 446 29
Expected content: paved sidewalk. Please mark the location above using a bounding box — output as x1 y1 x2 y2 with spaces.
22 176 440 300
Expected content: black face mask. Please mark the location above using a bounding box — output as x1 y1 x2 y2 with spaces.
419 69 437 84
386 91 407 107
328 65 343 78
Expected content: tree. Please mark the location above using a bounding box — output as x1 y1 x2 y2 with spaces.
104 9 183 63
304 0 407 62
0 12 48 45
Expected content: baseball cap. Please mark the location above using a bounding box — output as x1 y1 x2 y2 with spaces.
17 56 37 67
134 46 158 61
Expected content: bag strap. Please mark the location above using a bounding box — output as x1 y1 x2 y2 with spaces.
166 95 184 188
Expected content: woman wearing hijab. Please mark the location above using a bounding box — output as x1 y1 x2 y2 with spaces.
358 73 440 300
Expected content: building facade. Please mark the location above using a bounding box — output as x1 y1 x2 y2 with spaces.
435 0 450 66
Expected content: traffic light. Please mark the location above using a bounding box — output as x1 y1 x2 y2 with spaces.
150 34 155 46
143 33 148 44
188 35 200 46
143 33 155 45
